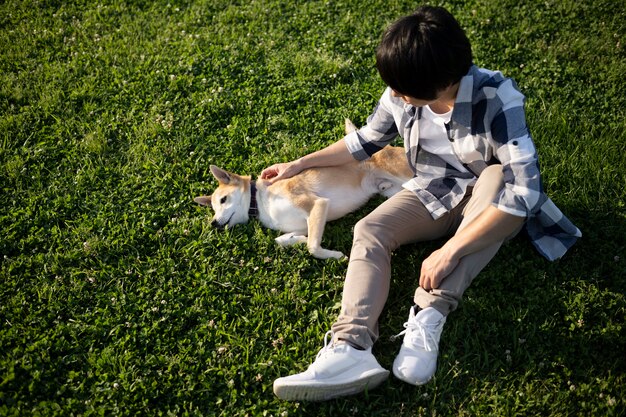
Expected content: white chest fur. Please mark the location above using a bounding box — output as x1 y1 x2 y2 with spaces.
257 192 308 233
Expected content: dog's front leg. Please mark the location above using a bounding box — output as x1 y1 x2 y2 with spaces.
275 232 308 247
306 198 346 260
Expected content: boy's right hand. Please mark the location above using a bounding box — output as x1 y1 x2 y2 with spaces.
260 160 303 183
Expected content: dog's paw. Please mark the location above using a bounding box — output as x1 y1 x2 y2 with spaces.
275 232 307 247
310 248 346 260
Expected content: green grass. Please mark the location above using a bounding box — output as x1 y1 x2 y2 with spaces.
1 0 625 415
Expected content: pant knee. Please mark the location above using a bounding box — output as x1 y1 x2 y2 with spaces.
354 217 391 246
351 216 397 259
477 164 504 190
353 217 372 240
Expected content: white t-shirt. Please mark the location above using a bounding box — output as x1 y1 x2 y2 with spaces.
419 105 468 173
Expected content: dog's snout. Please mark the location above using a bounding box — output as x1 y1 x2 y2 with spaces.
211 219 227 230
211 213 234 230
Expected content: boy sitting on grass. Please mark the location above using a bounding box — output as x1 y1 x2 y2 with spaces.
262 5 581 401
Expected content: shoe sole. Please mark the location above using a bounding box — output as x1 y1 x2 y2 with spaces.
273 369 389 402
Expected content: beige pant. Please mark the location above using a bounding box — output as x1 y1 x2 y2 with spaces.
331 165 521 349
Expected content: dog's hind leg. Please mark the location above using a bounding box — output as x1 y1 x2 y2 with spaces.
306 198 346 260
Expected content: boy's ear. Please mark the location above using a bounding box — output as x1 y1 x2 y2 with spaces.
210 165 235 184
194 195 212 206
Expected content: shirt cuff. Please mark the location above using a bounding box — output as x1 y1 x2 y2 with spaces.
344 130 370 161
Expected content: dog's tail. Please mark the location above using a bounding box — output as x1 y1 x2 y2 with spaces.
344 118 358 134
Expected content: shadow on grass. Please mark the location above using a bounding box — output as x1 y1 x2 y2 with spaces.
291 203 625 415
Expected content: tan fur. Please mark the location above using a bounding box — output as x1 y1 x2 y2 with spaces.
195 119 413 259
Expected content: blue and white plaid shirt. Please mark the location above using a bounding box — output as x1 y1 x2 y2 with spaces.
345 65 581 261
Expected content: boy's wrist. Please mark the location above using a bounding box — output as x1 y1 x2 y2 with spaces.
294 157 307 170
443 235 466 260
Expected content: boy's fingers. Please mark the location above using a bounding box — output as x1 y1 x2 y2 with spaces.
260 167 278 179
268 173 285 183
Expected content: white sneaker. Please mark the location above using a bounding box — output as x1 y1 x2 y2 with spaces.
273 331 389 401
392 306 446 385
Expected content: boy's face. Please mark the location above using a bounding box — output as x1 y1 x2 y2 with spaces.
391 83 459 110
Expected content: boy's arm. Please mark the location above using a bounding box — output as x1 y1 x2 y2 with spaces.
344 87 400 161
421 77 535 289
262 88 400 182
261 139 353 183
419 206 524 290
490 80 543 218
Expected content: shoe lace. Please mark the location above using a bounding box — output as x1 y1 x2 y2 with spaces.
390 320 440 352
316 330 336 359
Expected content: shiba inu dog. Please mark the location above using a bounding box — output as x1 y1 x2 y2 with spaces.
194 120 413 259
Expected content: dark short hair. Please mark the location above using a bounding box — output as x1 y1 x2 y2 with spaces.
375 6 473 100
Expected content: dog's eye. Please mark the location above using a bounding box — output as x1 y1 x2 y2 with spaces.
220 196 227 204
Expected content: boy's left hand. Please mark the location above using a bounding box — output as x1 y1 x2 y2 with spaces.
419 245 459 290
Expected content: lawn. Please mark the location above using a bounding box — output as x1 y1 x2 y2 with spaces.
1 0 625 415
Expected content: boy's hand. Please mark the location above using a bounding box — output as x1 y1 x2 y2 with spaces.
419 206 525 290
259 164 282 180
419 245 459 290
260 160 303 183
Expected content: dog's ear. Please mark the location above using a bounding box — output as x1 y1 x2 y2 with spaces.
194 195 212 206
210 165 234 184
